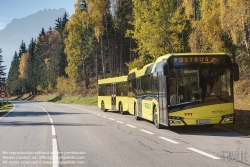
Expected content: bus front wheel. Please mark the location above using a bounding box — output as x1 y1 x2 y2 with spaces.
153 107 162 129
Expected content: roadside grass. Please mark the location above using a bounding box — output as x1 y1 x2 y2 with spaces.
32 93 98 106
32 94 59 102
0 102 14 117
6 96 18 100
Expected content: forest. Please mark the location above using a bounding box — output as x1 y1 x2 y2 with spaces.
4 0 250 97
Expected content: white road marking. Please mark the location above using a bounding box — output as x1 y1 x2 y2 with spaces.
116 121 124 124
103 116 107 118
51 125 56 136
97 114 101 116
140 129 154 134
34 104 59 167
126 124 136 128
108 118 115 121
0 104 15 119
49 118 53 123
159 136 179 144
53 139 59 167
187 147 220 159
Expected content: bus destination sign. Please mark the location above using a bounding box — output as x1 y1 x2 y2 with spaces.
169 55 231 67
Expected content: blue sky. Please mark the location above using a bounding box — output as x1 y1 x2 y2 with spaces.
0 0 76 30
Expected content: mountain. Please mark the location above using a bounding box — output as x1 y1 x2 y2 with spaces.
0 8 68 74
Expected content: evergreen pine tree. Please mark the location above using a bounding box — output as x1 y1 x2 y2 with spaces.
0 48 6 81
7 51 21 95
18 40 27 58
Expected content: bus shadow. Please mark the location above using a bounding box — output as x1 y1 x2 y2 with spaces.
164 125 247 137
105 110 131 115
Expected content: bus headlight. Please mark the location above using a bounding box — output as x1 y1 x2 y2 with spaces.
224 118 234 122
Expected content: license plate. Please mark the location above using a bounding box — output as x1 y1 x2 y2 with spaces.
196 119 211 124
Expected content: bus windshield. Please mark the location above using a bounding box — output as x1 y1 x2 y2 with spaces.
168 67 233 110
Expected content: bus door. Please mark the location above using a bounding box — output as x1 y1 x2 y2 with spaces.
158 72 169 126
136 78 142 117
111 83 116 110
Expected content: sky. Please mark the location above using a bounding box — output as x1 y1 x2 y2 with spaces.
0 0 76 31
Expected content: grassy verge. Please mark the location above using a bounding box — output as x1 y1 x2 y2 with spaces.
32 93 98 106
0 102 14 117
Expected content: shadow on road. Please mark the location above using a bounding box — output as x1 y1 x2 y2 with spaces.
0 120 105 127
2 111 87 117
161 125 247 137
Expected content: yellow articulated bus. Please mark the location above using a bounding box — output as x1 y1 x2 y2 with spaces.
127 53 239 128
98 76 128 115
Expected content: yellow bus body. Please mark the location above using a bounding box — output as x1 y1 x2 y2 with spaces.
168 103 234 126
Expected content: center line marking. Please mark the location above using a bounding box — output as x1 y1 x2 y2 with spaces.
187 147 220 159
102 116 107 118
126 124 136 128
159 136 179 144
140 129 154 134
52 139 59 167
35 104 59 167
108 118 115 120
51 125 56 136
117 121 124 124
49 118 53 123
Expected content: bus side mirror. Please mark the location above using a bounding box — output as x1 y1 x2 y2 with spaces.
233 63 239 81
162 60 169 76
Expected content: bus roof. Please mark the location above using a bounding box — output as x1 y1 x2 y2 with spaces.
98 75 127 84
136 63 154 77
128 68 138 74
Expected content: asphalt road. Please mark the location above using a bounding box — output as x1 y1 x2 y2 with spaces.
0 101 249 167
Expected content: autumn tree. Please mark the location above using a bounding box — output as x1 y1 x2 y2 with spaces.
65 0 97 89
19 52 31 93
126 0 190 70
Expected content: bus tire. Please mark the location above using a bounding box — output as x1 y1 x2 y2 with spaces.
134 105 140 120
101 101 107 112
119 102 124 115
153 107 162 129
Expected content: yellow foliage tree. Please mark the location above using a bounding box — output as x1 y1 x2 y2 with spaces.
126 0 191 69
